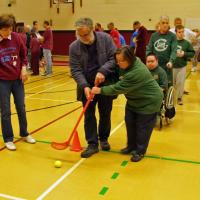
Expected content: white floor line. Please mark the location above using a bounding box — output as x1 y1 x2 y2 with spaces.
26 97 76 103
25 80 74 99
0 193 26 200
36 120 125 200
176 109 200 114
25 77 68 92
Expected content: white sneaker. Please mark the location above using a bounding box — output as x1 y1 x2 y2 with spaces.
24 135 36 144
5 142 16 151
191 67 197 72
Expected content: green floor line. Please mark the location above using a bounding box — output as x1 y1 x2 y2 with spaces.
146 155 200 165
0 135 51 144
121 160 128 167
1 135 199 165
111 172 119 180
99 187 109 196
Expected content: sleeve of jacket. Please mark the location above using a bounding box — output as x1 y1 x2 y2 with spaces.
184 42 195 58
101 70 145 96
169 34 177 64
69 42 89 89
97 34 117 77
18 34 28 67
146 34 154 56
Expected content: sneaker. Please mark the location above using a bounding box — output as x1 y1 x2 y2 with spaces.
177 98 183 105
100 141 110 151
120 146 135 154
183 91 189 95
5 142 16 151
130 153 144 162
81 144 99 158
23 135 36 144
191 67 197 72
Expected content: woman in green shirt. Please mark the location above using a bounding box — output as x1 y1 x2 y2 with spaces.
92 46 163 162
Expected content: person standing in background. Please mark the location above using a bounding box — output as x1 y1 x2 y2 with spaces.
107 22 121 48
173 25 195 105
146 16 177 86
41 20 53 76
133 21 148 63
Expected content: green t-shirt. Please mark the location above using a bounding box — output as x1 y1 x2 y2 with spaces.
149 66 168 90
101 58 163 114
173 39 195 68
146 31 177 69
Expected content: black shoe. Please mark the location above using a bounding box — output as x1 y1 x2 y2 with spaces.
81 144 99 158
130 153 144 162
184 91 189 95
100 141 110 151
120 147 134 154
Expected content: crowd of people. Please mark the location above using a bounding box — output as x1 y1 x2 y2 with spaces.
0 14 199 162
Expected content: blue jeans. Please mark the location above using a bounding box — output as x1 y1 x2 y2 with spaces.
43 49 52 74
0 79 29 142
125 106 157 154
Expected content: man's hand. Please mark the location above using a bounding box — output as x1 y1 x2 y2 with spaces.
94 72 105 86
91 87 101 94
84 87 91 99
166 62 173 69
20 66 28 83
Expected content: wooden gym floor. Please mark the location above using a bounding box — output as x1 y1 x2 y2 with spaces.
0 58 199 200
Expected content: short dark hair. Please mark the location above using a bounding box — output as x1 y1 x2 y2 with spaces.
115 45 136 65
0 14 14 29
146 53 158 60
175 24 184 32
43 20 49 26
33 21 38 25
133 21 140 26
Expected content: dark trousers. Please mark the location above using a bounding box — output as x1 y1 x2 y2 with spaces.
0 79 28 142
82 94 113 145
31 51 40 75
125 106 157 154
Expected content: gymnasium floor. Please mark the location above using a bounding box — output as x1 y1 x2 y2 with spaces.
0 59 199 200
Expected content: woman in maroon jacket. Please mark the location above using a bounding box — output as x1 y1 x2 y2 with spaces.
133 21 148 64
30 33 40 75
0 14 36 150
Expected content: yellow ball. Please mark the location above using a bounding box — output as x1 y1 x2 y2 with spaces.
54 160 62 168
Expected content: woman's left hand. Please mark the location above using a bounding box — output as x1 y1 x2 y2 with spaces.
20 66 28 83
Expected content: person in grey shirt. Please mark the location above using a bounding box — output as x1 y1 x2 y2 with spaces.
69 18 117 158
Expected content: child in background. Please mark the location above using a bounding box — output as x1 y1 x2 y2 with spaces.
30 33 40 75
174 25 195 105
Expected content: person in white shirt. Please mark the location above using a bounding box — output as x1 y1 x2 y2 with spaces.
170 17 196 42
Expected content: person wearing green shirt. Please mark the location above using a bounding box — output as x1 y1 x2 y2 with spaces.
174 25 195 105
146 16 177 86
92 46 163 162
146 53 168 91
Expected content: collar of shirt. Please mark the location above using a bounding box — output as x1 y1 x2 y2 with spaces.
0 34 12 42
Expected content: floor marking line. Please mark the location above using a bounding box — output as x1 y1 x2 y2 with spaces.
36 121 125 200
0 106 82 151
36 159 85 200
26 97 75 103
0 193 26 200
99 187 109 196
111 172 119 180
25 76 68 92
